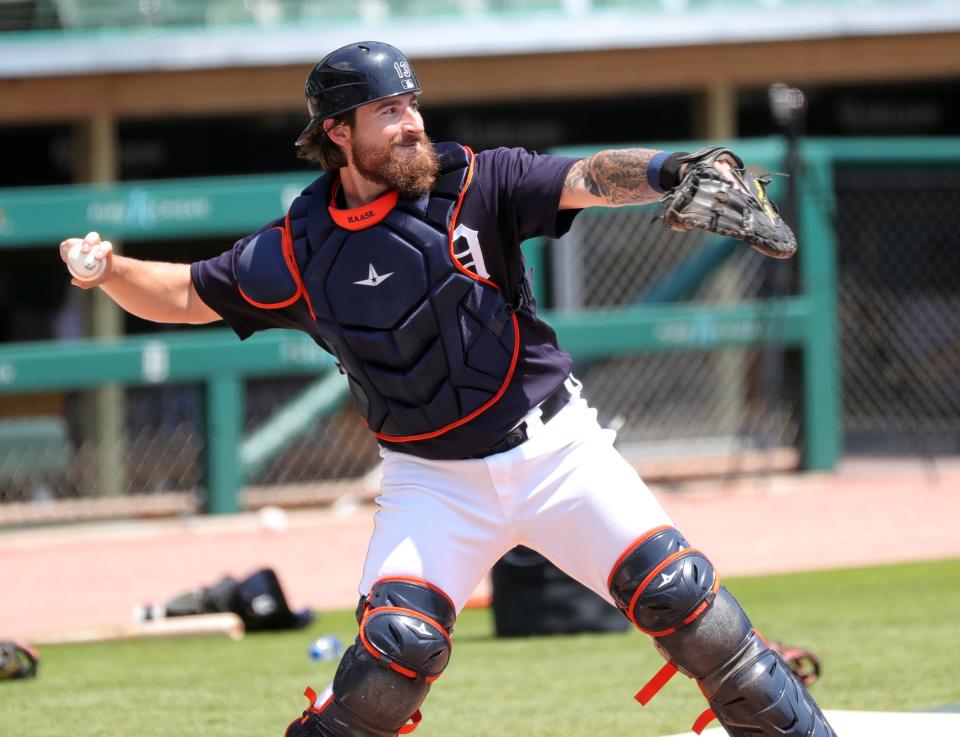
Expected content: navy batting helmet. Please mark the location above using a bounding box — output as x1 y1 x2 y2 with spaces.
295 41 422 146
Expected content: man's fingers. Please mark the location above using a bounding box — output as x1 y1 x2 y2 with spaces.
78 232 100 253
714 161 744 191
59 237 111 258
91 241 113 260
59 238 81 262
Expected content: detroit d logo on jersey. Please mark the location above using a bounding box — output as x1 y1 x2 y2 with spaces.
453 224 490 279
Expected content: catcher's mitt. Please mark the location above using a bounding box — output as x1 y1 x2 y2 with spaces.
769 640 821 687
655 146 798 259
0 640 39 680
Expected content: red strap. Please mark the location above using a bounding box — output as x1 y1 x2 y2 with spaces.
303 687 317 705
634 662 679 705
633 663 718 734
398 709 423 734
691 707 717 734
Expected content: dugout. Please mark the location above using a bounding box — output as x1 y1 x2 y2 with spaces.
1 1 959 520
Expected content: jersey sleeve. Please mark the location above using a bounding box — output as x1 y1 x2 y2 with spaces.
478 147 582 241
190 219 310 340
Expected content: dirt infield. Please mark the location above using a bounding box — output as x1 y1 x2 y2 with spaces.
2 456 959 640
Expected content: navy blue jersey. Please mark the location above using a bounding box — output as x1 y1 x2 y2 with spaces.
191 145 580 458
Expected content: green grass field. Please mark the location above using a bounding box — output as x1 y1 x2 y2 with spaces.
3 558 959 737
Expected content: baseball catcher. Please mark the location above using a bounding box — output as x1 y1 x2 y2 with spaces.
657 146 798 258
59 40 834 737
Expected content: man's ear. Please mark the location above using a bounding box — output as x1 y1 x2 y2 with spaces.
324 120 349 147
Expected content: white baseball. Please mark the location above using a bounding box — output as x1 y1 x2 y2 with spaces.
67 241 108 282
258 505 289 533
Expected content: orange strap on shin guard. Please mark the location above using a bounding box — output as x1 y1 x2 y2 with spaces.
634 665 718 734
299 686 423 735
398 710 422 734
691 707 717 734
634 662 678 705
301 686 330 717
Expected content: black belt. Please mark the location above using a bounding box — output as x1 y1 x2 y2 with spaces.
469 381 573 459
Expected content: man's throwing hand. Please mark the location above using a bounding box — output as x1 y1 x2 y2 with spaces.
60 231 114 288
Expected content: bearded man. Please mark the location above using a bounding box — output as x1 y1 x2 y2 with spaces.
60 41 837 737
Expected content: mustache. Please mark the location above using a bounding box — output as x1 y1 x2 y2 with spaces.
395 133 427 146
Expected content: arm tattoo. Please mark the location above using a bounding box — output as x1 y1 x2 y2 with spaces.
565 149 662 206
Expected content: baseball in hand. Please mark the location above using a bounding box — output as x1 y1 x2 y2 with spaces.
67 241 108 282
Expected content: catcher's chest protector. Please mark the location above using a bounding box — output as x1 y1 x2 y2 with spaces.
286 143 518 442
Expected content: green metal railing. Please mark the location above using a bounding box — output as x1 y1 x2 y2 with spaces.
0 136 843 514
0 171 315 247
0 300 822 511
0 329 337 512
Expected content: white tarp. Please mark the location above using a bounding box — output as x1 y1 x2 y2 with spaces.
661 709 960 737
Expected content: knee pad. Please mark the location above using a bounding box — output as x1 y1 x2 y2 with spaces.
287 579 456 737
608 525 718 636
358 578 455 681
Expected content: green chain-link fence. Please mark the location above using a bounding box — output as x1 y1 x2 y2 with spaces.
547 196 801 474
12 137 960 524
832 150 960 455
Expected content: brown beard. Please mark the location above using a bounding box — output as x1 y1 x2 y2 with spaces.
351 133 439 198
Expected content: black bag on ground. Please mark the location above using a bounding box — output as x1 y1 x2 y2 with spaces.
161 568 313 631
491 547 629 637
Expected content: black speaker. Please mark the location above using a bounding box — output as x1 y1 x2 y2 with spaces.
491 546 630 637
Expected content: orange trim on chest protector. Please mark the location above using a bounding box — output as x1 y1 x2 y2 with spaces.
328 179 399 230
282 212 316 320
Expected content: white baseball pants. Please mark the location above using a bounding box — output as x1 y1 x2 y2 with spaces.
359 379 675 611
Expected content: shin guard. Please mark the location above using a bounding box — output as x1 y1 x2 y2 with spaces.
285 579 455 737
609 526 837 737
